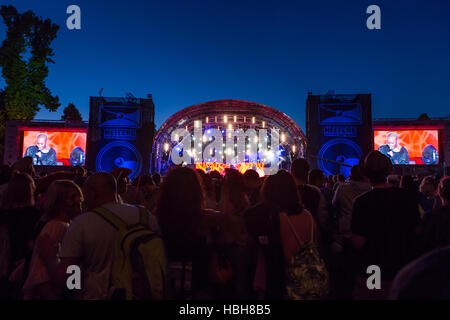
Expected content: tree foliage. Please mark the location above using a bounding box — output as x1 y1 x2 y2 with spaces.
61 103 83 122
0 5 60 122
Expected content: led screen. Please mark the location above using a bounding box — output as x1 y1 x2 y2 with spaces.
374 130 439 165
22 131 87 166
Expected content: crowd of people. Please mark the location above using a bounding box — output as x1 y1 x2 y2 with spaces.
0 151 449 300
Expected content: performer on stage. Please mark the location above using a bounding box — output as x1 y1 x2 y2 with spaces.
24 133 58 165
378 132 410 165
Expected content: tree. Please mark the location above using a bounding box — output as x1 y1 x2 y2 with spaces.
418 113 431 121
61 103 83 122
0 5 60 122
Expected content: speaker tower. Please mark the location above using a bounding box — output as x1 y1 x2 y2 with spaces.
306 93 373 177
87 95 155 178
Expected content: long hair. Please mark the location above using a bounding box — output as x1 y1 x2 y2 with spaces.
261 170 303 215
1 171 35 210
43 180 83 221
220 169 249 216
155 167 205 260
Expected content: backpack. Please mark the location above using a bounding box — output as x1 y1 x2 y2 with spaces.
93 206 168 300
284 214 329 300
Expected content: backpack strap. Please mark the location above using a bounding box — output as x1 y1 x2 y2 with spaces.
137 205 149 227
285 214 305 248
93 207 128 231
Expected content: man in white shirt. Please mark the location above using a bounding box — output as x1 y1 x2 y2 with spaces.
39 172 160 299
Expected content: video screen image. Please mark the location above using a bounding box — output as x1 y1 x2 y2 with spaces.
374 130 439 165
22 131 87 166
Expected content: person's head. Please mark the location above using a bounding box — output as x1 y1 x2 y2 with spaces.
363 151 393 186
387 132 399 150
73 165 86 179
116 176 127 195
220 169 248 215
82 172 117 210
196 169 206 178
420 176 437 197
114 173 130 195
209 170 223 182
12 157 35 177
337 174 346 183
326 175 334 188
110 168 132 195
291 158 309 184
1 171 36 210
44 180 83 222
139 174 155 187
200 171 215 198
387 174 401 188
308 169 325 188
332 175 338 183
36 133 48 151
349 165 365 182
151 172 162 186
261 170 303 215
156 166 204 220
438 176 450 205
400 175 416 192
243 169 261 190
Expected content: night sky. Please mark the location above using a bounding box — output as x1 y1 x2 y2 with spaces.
1 0 449 131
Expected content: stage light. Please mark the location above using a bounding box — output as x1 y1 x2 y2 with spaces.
224 115 228 123
281 133 286 143
164 143 169 152
206 116 209 123
234 115 237 122
202 135 207 143
292 145 296 153
265 150 275 161
262 121 265 128
252 117 255 124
